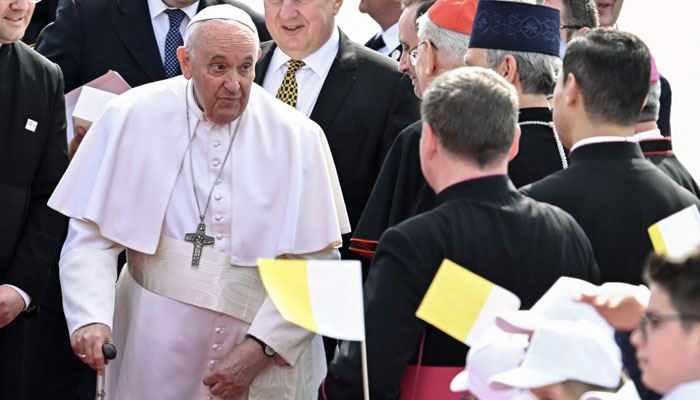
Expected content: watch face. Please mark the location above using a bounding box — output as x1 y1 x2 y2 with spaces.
264 345 276 357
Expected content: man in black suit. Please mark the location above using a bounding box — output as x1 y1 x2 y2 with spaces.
35 0 270 92
0 0 83 398
520 28 700 400
322 66 599 399
256 0 419 362
255 0 419 262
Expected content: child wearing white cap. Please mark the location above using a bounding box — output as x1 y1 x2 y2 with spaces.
577 247 700 400
449 327 535 400
489 320 627 400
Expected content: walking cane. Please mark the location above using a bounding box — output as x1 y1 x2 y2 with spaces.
96 343 117 400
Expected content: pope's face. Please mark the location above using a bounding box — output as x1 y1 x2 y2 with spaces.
398 5 420 97
0 0 35 44
595 0 624 27
179 22 259 125
264 0 342 60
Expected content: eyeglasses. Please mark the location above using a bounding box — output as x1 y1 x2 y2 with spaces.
560 25 583 30
410 40 439 66
638 312 700 341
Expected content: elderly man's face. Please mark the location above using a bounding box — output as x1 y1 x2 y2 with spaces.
0 0 35 44
264 0 342 60
595 0 623 27
398 5 420 97
179 22 258 125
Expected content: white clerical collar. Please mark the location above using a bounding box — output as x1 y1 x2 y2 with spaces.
269 26 340 79
380 22 400 54
633 128 663 141
148 0 200 22
663 381 700 399
570 136 635 152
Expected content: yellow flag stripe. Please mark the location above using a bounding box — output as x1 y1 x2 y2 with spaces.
648 223 668 256
416 259 494 343
257 259 319 333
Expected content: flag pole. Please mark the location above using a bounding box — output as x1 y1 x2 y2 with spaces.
361 340 370 400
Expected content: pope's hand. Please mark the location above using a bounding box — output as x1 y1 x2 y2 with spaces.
203 337 271 399
70 323 113 375
68 126 87 161
0 285 25 328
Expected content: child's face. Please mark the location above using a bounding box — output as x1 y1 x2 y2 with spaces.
631 283 700 394
529 383 573 400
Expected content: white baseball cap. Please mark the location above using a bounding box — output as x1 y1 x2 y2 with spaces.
496 276 613 336
450 328 535 400
186 4 258 37
489 320 622 391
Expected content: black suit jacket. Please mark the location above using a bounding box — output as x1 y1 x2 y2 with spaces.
35 0 270 92
255 30 421 257
323 176 599 399
0 42 68 309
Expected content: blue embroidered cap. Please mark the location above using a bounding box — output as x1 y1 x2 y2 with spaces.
469 0 561 57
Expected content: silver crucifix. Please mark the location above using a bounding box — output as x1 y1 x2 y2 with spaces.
184 223 215 266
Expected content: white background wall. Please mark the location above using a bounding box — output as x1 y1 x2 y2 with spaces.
250 0 700 179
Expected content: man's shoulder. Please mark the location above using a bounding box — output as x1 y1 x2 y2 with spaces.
9 41 61 80
248 83 324 133
345 39 402 77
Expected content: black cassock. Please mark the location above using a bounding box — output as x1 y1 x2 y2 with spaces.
522 141 700 285
638 137 700 197
323 175 599 400
521 141 700 400
509 107 568 188
350 108 567 266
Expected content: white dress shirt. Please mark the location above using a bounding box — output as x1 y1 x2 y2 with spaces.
261 27 340 117
663 381 700 399
147 0 200 64
375 22 400 56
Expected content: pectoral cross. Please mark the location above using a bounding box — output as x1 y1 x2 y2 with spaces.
184 222 215 266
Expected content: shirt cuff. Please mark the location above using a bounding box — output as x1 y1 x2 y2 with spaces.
2 284 31 311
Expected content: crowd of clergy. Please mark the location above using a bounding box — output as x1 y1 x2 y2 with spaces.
2 0 700 399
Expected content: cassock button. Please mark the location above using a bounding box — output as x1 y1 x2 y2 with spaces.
212 344 220 350
215 194 222 201
216 234 223 240
215 327 223 334
209 360 216 366
215 215 222 221
213 141 221 148
212 160 221 167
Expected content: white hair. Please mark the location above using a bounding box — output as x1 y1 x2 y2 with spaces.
417 14 471 69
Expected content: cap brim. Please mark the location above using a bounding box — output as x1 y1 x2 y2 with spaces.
495 310 545 334
450 370 470 392
489 366 563 390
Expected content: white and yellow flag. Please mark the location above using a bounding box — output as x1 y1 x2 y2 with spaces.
416 259 520 346
257 258 365 341
648 205 700 258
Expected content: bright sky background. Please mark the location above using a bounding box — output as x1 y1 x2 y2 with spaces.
250 0 700 179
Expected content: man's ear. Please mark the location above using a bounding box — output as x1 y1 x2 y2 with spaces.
177 47 192 79
564 72 579 107
507 125 521 162
422 40 439 78
257 47 262 61
332 0 343 15
421 121 439 162
498 55 519 85
572 26 589 40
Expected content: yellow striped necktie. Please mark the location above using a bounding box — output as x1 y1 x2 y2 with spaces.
276 60 305 108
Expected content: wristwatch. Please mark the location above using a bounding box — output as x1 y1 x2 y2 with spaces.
247 335 276 357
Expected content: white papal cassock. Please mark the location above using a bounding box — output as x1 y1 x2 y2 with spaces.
48 76 350 400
